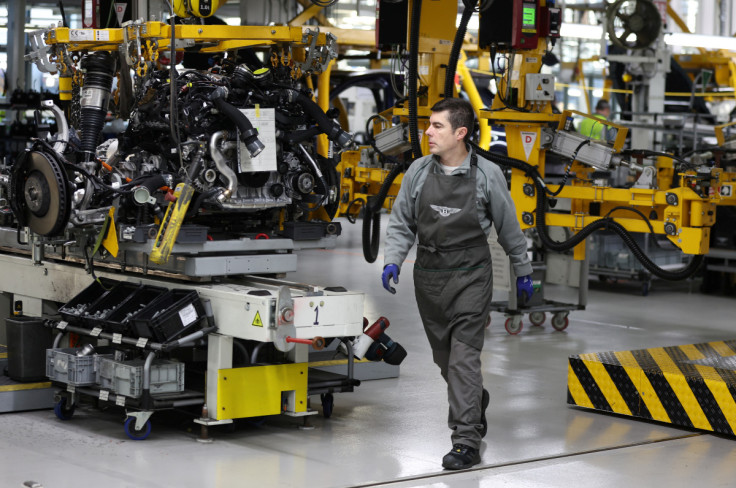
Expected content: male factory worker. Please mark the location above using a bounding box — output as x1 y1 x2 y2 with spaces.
579 99 611 141
381 98 534 470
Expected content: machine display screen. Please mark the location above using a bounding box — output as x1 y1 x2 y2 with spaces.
522 3 536 32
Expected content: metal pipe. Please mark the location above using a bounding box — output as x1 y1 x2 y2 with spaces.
209 130 238 200
42 100 69 154
168 326 217 349
143 351 155 391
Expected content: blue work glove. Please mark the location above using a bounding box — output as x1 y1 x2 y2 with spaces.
516 275 534 304
382 264 400 294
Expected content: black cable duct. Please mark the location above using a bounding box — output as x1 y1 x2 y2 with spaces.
443 0 477 99
470 143 704 281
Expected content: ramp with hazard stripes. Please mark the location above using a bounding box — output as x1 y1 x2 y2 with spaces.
568 340 736 436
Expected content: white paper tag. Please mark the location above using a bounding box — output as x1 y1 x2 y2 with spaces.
57 321 68 330
90 327 102 337
112 333 123 344
67 385 76 393
99 390 109 401
179 304 198 327
136 337 149 348
115 396 126 407
69 29 94 41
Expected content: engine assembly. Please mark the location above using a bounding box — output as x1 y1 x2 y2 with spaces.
3 30 353 277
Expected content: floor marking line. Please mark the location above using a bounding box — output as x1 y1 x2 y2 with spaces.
574 319 645 331
350 433 702 487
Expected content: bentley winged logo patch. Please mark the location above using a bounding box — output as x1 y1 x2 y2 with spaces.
430 204 461 217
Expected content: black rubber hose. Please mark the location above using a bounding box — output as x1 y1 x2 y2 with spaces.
361 162 405 263
443 0 477 99
284 126 323 144
293 92 353 148
138 174 166 192
362 198 382 263
210 91 265 157
471 143 704 281
408 0 423 160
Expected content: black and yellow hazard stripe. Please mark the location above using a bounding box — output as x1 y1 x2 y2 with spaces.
568 340 736 436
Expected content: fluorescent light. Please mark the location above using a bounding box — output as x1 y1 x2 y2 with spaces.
664 32 736 51
560 23 603 40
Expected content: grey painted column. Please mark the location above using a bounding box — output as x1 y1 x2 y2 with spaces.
7 0 28 94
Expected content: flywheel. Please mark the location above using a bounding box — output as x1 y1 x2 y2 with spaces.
10 150 71 236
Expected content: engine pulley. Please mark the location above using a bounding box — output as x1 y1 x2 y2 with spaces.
10 150 71 236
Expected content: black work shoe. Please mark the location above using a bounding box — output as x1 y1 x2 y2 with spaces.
442 443 481 470
480 388 490 437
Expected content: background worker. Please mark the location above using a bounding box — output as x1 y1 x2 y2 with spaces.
579 99 611 140
380 98 534 470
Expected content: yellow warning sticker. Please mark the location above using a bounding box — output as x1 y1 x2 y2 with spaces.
252 311 263 327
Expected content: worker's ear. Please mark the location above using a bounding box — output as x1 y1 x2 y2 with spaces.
456 126 468 142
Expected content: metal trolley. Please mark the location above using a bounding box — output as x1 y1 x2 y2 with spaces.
489 259 588 335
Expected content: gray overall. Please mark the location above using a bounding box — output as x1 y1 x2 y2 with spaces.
413 153 492 450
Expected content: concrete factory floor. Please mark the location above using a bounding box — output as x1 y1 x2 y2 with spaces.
1 218 735 488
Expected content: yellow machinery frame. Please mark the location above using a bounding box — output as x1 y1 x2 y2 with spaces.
482 33 736 260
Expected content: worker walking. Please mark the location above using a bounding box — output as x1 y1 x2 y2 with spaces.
579 99 611 140
381 98 533 470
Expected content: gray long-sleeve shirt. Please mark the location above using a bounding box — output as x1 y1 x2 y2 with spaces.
383 150 533 277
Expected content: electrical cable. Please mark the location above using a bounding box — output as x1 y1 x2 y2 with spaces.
346 198 365 224
443 0 477 99
547 139 591 197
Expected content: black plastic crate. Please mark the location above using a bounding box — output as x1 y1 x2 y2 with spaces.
131 290 206 342
82 282 142 331
59 278 117 324
102 285 168 334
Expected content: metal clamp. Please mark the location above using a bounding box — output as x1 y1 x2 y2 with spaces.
296 28 338 74
25 28 58 73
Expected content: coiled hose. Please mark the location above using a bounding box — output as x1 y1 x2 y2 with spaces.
470 143 704 281
443 0 477 99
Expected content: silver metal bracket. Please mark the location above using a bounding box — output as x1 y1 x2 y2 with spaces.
126 410 154 431
25 28 57 74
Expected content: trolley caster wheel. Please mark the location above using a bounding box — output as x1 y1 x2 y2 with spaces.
504 317 523 335
320 393 334 419
529 311 546 327
124 417 152 441
54 397 75 421
551 313 569 331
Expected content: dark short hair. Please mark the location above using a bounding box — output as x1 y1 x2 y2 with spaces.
430 97 475 143
595 99 610 112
